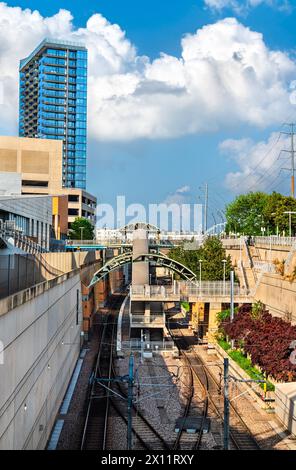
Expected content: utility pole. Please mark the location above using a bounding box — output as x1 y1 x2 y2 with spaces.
127 353 134 450
230 270 234 349
204 183 208 233
223 358 230 450
280 123 296 198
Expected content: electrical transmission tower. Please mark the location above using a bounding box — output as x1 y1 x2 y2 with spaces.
280 123 296 198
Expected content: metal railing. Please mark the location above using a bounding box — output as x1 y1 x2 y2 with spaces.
130 284 180 298
179 280 243 298
253 236 296 247
121 340 176 351
0 221 48 253
253 261 276 273
130 314 165 326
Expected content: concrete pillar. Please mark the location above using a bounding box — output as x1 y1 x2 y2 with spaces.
132 229 149 285
191 302 205 335
208 302 223 343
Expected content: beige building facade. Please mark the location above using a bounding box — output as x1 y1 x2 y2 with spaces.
0 136 96 230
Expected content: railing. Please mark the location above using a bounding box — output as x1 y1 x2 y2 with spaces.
179 280 243 298
121 340 176 351
0 222 48 253
253 236 296 247
130 284 180 298
130 314 165 326
253 261 276 273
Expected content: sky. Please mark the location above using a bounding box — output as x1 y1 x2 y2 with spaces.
1 0 296 227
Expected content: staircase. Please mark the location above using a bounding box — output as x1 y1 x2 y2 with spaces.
0 223 47 254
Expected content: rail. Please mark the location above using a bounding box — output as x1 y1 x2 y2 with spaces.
179 280 242 297
121 339 176 351
130 314 165 326
253 261 276 273
0 223 48 253
130 284 179 298
253 236 296 247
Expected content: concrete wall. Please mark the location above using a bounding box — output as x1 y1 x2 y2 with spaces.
254 273 296 323
0 270 82 449
275 382 296 436
40 251 101 275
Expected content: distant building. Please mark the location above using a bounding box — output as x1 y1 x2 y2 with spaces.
0 194 52 250
19 38 87 190
0 136 96 235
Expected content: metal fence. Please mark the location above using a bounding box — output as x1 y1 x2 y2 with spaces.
253 236 296 246
131 284 180 298
0 254 63 300
130 314 165 326
121 340 176 351
253 261 276 273
0 254 46 299
179 280 242 298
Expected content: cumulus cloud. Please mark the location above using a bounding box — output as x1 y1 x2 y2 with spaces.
163 186 193 205
0 3 295 141
204 0 292 14
220 132 290 193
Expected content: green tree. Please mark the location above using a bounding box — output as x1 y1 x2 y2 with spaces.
226 191 296 236
169 236 232 281
225 192 268 235
200 236 232 281
68 217 94 240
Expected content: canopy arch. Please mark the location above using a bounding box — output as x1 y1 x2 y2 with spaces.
88 252 196 287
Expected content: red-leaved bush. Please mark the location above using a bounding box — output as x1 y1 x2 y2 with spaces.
223 305 296 382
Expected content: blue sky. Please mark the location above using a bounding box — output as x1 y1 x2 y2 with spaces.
1 0 296 226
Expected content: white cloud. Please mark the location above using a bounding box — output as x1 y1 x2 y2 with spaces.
163 186 192 205
220 132 290 192
0 4 295 141
204 0 292 14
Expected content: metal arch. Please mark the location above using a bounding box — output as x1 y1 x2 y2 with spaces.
88 252 196 287
88 252 132 288
118 222 160 233
134 253 197 281
205 222 226 235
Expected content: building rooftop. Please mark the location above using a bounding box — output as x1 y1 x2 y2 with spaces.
20 37 87 70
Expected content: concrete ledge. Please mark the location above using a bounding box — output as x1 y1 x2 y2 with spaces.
0 268 80 317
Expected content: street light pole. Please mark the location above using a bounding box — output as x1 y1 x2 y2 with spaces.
222 259 227 295
283 211 296 237
80 227 84 244
199 259 202 296
230 270 234 349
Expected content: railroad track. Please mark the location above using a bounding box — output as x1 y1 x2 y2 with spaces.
81 291 171 450
110 362 171 450
80 293 124 450
169 325 209 450
169 323 261 451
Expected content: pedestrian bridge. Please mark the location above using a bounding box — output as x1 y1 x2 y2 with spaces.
130 281 251 303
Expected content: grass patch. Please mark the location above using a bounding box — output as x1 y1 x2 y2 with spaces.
218 339 275 392
181 302 190 312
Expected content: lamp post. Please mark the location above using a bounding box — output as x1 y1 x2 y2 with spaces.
222 259 227 295
284 211 296 237
199 259 203 296
80 227 84 244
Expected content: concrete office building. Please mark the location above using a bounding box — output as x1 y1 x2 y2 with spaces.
19 38 87 189
0 136 96 232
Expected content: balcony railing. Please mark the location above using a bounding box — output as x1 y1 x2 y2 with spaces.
130 314 165 326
